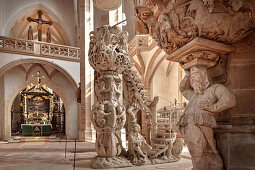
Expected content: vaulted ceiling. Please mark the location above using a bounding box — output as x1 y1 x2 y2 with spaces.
9 9 70 45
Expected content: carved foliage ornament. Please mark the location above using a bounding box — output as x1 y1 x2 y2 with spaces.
89 25 129 73
135 0 255 54
180 51 220 69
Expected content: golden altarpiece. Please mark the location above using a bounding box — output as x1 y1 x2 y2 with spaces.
20 72 54 136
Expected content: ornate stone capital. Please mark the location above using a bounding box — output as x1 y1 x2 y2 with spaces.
135 0 255 55
89 25 129 73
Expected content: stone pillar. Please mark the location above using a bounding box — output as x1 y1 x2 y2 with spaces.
93 7 109 28
134 0 255 169
79 0 94 142
215 33 255 170
78 0 86 141
123 0 135 41
0 76 4 140
88 25 132 168
0 0 4 35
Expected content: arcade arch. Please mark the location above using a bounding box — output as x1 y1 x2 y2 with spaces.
0 58 79 140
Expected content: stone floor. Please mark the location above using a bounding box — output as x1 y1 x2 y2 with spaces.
0 139 192 170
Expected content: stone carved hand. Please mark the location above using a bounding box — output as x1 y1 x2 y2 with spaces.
199 101 211 110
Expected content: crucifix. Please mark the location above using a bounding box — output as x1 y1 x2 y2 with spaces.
32 71 45 84
27 10 53 41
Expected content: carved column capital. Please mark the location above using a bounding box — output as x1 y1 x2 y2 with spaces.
135 0 255 55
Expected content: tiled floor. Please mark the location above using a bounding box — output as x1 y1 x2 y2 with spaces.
0 140 192 170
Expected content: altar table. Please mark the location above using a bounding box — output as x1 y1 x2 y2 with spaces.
21 124 51 136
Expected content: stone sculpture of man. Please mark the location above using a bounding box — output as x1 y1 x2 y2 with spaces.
129 123 152 165
178 66 236 170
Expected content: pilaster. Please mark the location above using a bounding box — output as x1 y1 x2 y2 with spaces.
79 0 94 142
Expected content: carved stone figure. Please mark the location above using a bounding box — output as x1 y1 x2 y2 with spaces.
28 25 33 40
135 0 255 55
178 66 236 170
129 123 152 165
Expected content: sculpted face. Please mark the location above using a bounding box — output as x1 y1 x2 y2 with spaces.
190 73 205 94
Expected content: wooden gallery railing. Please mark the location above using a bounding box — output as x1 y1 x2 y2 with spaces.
0 36 80 62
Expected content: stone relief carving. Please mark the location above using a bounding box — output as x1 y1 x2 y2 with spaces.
179 51 219 67
177 66 236 170
129 123 152 165
89 26 132 168
135 0 255 55
134 1 246 169
89 25 183 168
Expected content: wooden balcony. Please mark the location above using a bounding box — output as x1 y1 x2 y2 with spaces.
0 36 80 62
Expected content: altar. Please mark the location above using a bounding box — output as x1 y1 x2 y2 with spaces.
21 124 51 136
20 71 54 137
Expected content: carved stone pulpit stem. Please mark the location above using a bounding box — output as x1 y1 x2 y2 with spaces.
88 25 132 168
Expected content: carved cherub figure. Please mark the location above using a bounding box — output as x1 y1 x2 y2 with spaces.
178 66 236 170
95 104 109 127
115 104 126 130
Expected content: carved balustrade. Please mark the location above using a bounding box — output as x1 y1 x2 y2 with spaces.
0 36 80 62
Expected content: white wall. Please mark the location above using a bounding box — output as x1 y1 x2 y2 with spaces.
3 66 26 140
0 52 80 84
153 62 179 109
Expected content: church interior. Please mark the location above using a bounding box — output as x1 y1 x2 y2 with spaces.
0 0 255 170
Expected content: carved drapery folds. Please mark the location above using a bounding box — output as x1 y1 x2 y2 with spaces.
133 0 255 169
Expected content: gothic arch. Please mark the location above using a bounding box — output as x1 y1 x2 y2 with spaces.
0 58 79 140
2 3 72 45
0 58 78 91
